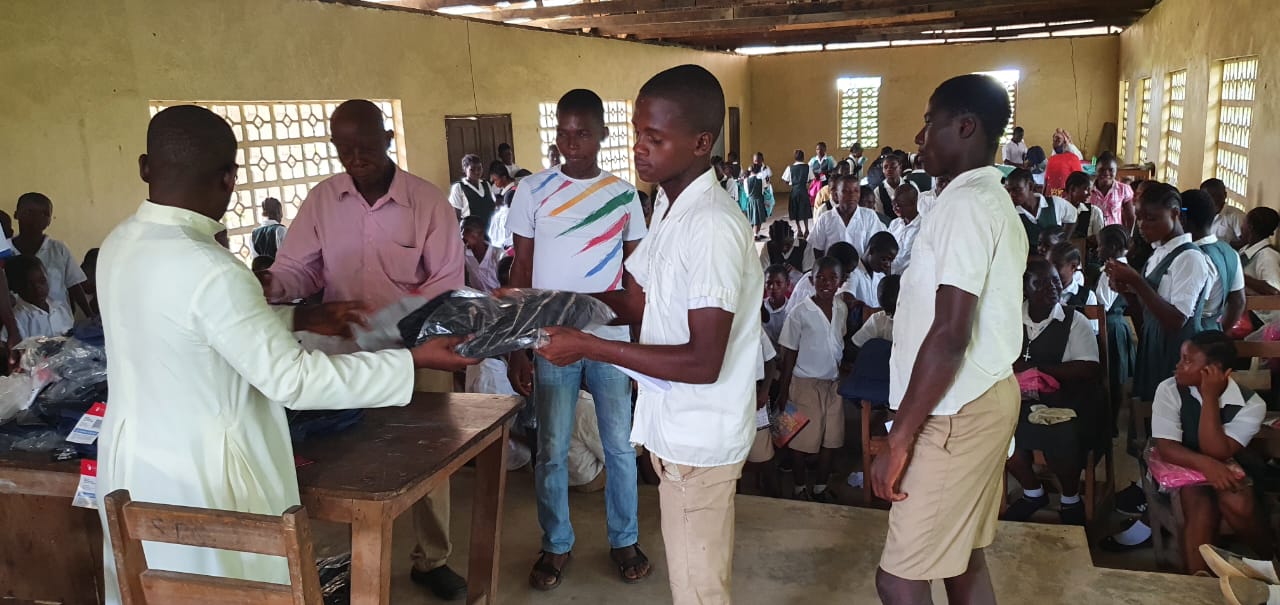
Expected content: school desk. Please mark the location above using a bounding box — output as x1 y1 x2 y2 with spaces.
0 391 520 605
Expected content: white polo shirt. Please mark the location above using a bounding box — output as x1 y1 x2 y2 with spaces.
778 296 848 380
1212 205 1246 242
844 263 884 308
1152 377 1265 447
890 166 1028 415
625 169 763 467
1022 303 1099 363
888 216 919 275
808 206 886 257
1016 194 1078 227
1143 233 1212 320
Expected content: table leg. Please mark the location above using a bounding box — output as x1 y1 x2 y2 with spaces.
350 500 394 605
467 426 510 605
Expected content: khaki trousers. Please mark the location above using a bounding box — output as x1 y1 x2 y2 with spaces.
409 369 454 571
651 453 744 605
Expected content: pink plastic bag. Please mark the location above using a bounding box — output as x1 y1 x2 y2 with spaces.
1016 369 1060 400
1145 443 1246 490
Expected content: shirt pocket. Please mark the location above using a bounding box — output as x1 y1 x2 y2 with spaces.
378 244 425 287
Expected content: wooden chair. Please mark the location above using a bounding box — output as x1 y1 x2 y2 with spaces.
1027 305 1115 522
840 338 893 506
102 490 322 605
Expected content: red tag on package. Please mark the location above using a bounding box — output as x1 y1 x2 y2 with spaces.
73 459 98 509
66 402 107 445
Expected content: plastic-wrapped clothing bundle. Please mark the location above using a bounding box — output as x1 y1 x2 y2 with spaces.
398 288 616 359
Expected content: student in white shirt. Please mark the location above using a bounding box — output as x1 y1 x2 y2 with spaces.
786 241 858 313
776 257 848 503
487 162 518 249
1149 332 1271 579
250 197 288 259
875 153 908 221
536 66 760 605
759 220 814 285
1202 178 1245 246
872 75 1026 604
1182 190 1245 331
844 231 897 309
762 265 791 345
1240 207 1280 297
498 143 522 179
4 255 73 340
1064 172 1103 241
1003 126 1028 167
12 192 93 316
808 173 886 259
887 184 920 274
446 154 493 221
1048 242 1099 329
1095 225 1138 437
460 217 504 293
915 174 951 217
851 275 899 349
1003 258 1100 526
1006 168 1077 244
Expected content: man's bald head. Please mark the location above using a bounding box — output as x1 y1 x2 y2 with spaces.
330 100 394 184
142 105 237 218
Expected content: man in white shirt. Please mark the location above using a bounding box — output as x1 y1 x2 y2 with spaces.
506 89 652 589
96 105 476 605
872 75 1027 605
537 65 760 605
1202 178 1246 246
809 174 886 258
1003 126 1028 167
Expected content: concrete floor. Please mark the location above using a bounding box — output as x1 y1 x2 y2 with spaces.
313 467 1223 605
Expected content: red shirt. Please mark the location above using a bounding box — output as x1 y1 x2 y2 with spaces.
1044 153 1082 198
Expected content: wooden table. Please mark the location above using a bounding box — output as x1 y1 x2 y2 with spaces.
0 391 520 605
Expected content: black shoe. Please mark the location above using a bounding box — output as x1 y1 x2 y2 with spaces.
811 488 837 504
1002 494 1049 522
1059 501 1086 526
1115 482 1147 516
411 564 468 601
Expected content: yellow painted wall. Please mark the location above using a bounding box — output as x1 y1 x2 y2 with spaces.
0 0 749 258
748 36 1119 189
1119 0 1280 203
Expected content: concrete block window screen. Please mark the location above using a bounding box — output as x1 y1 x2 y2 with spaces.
538 100 636 185
1214 57 1258 208
837 76 881 152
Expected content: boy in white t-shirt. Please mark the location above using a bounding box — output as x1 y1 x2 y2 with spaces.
4 255 74 340
844 231 898 309
507 88 651 589
776 257 849 502
762 265 790 346
13 192 92 316
537 66 761 605
852 275 899 349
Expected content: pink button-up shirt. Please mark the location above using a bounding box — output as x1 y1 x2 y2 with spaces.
268 167 465 313
1090 180 1134 226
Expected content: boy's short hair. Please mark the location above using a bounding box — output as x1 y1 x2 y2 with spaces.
879 274 902 317
765 263 790 281
497 255 514 288
4 255 43 294
851 143 862 153
1200 178 1227 199
1189 330 1236 369
929 74 1012 154
514 169 533 178
460 215 488 234
768 220 794 242
638 64 725 138
557 89 606 123
497 143 513 154
16 192 51 211
1139 182 1181 210
1024 256 1055 287
251 256 275 272
793 149 804 162
1006 168 1034 188
882 153 903 167
488 161 510 180
1180 189 1216 232
1065 171 1092 191
826 241 859 270
1013 126 1025 136
814 255 844 279
1048 241 1081 268
461 154 482 170
1247 207 1280 240
82 248 100 273
867 231 899 254
262 197 283 216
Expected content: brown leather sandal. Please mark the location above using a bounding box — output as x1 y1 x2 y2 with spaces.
529 550 571 591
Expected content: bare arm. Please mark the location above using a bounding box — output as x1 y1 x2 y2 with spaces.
1154 438 1242 491
775 347 798 409
886 285 978 449
67 283 94 317
1036 360 1100 385
1223 290 1246 331
544 307 734 384
509 235 534 290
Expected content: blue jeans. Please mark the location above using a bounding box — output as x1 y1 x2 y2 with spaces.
534 356 638 554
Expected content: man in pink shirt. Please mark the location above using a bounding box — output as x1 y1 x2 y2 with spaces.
264 99 468 601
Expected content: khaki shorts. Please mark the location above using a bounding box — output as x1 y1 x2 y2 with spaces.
747 426 774 463
789 376 844 454
880 376 1019 581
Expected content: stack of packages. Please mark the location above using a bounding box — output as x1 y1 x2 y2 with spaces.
0 336 108 460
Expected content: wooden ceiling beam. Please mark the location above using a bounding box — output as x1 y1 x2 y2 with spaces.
480 0 792 22
675 15 1133 47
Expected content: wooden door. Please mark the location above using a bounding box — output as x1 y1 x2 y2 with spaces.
728 106 741 161
443 114 513 183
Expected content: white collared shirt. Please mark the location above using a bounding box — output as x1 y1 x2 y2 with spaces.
781 161 812 186
1143 233 1212 320
26 237 88 310
1212 205 1246 242
888 216 919 274
250 219 288 259
1242 240 1280 290
852 310 894 347
1061 270 1100 332
1077 203 1104 238
447 179 492 218
8 293 74 340
844 262 884 308
1152 377 1265 447
808 206 887 256
1016 194 1078 226
1004 140 1028 165
1194 234 1245 320
917 188 941 216
891 166 1028 415
1096 256 1127 312
625 169 762 467
779 295 848 380
97 202 414 597
464 244 505 293
1022 303 1099 363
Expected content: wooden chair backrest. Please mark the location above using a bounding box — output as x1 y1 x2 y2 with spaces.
1083 304 1111 423
1233 295 1280 365
102 490 322 605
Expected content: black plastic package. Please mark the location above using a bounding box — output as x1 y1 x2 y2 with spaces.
398 289 616 359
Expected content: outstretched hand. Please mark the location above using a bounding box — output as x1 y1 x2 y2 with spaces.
293 301 369 338
537 326 597 367
410 336 480 372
